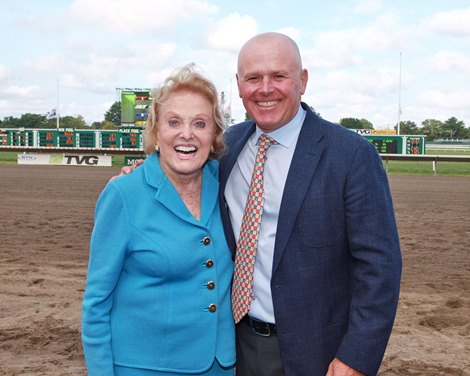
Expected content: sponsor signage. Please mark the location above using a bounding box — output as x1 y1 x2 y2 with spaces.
124 156 145 166
18 154 112 166
353 129 397 135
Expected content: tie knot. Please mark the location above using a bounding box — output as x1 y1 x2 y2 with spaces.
258 134 276 152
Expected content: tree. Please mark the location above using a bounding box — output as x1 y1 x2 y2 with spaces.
105 101 121 126
101 120 116 130
359 118 373 129
339 117 363 129
20 113 48 128
91 121 102 129
421 119 444 141
0 114 90 129
1 116 21 128
244 112 252 121
59 115 87 129
396 120 418 135
442 117 466 139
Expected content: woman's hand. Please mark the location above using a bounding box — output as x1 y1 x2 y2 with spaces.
109 159 144 182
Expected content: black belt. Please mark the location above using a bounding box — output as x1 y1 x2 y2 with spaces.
244 315 277 336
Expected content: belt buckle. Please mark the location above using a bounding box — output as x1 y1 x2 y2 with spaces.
249 317 272 337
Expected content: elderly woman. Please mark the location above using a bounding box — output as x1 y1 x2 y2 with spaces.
82 64 235 376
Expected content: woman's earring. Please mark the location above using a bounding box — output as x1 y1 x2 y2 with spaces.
155 143 159 152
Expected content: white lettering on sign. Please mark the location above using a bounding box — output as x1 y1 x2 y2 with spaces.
354 129 372 135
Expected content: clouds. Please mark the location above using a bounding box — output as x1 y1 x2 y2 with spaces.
3 85 41 97
423 7 470 37
429 50 470 76
353 0 384 15
297 2 470 127
0 65 8 82
418 90 470 111
0 0 469 128
68 0 218 34
205 13 258 51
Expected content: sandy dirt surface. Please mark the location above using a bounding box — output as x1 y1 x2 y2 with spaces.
0 164 469 376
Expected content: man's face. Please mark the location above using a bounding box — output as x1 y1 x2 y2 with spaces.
236 38 308 133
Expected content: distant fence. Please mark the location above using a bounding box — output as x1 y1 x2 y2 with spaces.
426 144 470 151
380 153 470 175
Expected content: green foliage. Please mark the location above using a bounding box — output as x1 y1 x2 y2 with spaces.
0 113 87 129
59 115 87 129
421 119 444 141
359 118 373 129
105 101 121 126
339 117 364 129
90 121 103 129
101 120 116 129
442 117 467 139
1 113 48 128
396 120 419 134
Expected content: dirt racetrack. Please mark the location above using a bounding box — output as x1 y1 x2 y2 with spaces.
0 164 469 375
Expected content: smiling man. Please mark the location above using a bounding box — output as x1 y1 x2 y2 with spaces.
219 32 402 376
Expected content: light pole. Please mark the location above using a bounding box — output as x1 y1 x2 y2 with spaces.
397 52 402 135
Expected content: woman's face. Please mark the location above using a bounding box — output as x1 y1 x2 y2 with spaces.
156 90 215 183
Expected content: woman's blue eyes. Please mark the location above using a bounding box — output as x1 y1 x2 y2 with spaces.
168 119 206 128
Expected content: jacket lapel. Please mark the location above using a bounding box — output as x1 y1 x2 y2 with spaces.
219 122 256 190
145 153 218 227
219 122 256 253
272 105 326 273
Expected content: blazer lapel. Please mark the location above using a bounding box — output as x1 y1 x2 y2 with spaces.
145 154 218 227
219 122 256 188
272 105 326 273
219 122 256 253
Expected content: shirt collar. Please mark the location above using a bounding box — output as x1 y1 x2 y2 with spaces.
253 105 306 147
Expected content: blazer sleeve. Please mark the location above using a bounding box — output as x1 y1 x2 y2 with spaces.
336 140 402 375
82 183 130 376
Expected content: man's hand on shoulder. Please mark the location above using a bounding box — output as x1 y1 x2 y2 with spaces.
326 358 365 376
109 159 144 182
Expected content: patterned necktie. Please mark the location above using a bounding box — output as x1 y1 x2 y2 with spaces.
232 133 276 323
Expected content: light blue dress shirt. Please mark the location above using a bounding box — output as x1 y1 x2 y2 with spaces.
224 106 306 323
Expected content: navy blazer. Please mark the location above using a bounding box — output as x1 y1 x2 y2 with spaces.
219 103 402 376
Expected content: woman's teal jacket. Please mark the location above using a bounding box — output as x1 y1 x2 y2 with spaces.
82 154 235 375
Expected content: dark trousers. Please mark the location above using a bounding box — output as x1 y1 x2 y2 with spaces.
235 317 285 376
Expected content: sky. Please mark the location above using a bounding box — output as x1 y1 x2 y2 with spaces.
0 0 469 129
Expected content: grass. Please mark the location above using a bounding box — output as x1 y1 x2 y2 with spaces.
426 148 470 155
1 149 470 176
382 148 470 176
0 151 17 164
383 160 470 176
